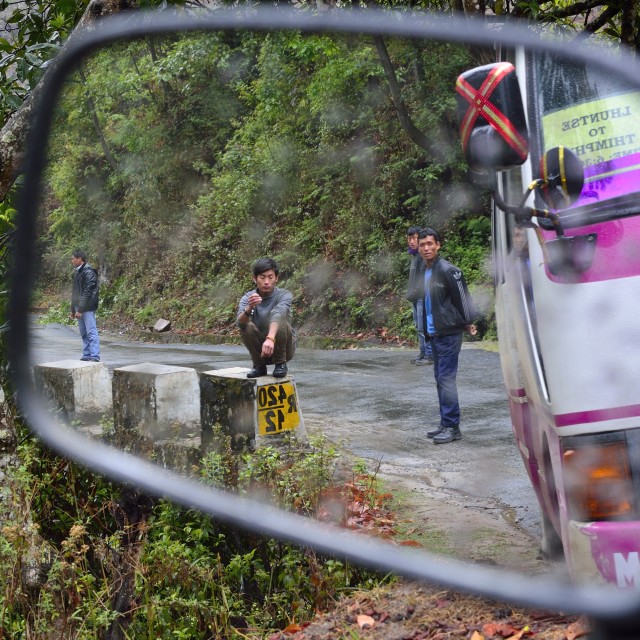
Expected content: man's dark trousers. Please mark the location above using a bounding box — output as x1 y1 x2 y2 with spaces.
240 321 295 366
430 333 463 429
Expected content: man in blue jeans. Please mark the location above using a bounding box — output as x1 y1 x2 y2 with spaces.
70 249 101 362
418 228 477 444
406 226 433 365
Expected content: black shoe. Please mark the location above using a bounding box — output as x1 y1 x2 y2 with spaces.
272 363 288 378
416 357 433 366
410 354 423 364
433 427 462 444
89 357 100 362
427 427 443 439
80 356 91 361
247 365 268 378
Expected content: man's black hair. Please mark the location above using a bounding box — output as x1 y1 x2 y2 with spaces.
418 227 441 243
252 257 279 278
72 249 87 262
407 226 421 236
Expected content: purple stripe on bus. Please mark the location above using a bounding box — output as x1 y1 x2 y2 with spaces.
555 403 640 427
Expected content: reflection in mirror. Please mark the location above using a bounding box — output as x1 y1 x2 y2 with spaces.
23 21 640 605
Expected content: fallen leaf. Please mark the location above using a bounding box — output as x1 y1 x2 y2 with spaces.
471 632 485 640
357 614 375 629
566 615 590 640
283 622 302 634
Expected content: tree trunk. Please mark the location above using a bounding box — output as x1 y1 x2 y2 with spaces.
0 0 139 203
78 66 119 172
373 35 432 152
103 488 154 640
619 0 637 51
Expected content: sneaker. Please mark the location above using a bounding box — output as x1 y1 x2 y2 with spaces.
80 356 91 361
89 357 100 362
427 427 443 439
272 363 288 378
433 427 462 444
247 365 268 378
416 357 433 366
410 353 426 364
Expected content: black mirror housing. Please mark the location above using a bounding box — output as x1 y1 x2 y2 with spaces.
456 62 529 171
539 146 585 210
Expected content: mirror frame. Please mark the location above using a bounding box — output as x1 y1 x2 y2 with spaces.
9 5 640 622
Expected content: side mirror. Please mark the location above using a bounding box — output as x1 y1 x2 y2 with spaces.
9 9 640 637
539 146 584 210
456 62 529 171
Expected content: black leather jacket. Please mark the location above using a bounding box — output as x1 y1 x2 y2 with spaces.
406 252 425 302
71 262 99 313
421 255 477 338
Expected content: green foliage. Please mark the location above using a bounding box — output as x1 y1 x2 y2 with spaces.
442 215 492 285
0 421 386 637
38 300 73 325
35 29 490 340
239 434 338 515
0 181 18 343
0 0 89 122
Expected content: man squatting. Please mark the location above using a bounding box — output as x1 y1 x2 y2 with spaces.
237 257 296 379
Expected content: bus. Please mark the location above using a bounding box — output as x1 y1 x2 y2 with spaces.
456 45 640 587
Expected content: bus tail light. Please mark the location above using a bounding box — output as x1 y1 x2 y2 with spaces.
562 439 634 520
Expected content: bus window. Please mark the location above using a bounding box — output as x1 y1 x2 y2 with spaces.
528 51 640 228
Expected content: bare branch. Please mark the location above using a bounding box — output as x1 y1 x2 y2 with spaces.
539 0 610 20
583 5 618 33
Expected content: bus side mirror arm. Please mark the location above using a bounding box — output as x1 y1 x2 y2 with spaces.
490 170 597 276
488 170 565 237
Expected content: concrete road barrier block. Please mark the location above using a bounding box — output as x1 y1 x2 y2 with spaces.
33 360 112 424
200 368 307 451
113 363 200 442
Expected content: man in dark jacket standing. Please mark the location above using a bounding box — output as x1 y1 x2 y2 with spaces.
418 228 477 444
406 226 433 365
237 257 296 379
70 249 100 362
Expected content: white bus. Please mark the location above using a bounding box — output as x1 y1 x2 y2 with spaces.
457 45 640 587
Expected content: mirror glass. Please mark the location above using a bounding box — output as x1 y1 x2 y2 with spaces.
24 22 640 597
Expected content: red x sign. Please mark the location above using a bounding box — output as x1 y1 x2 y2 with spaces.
456 62 528 161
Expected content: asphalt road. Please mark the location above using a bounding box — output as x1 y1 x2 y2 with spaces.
27 320 543 546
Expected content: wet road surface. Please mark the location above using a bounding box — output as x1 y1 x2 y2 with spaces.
28 320 543 550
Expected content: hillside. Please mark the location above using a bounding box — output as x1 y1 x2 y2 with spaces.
36 28 493 340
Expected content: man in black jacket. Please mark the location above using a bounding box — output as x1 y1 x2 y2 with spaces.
406 226 433 366
70 249 100 362
418 228 477 444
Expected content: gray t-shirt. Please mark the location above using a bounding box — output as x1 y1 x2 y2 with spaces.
237 287 293 334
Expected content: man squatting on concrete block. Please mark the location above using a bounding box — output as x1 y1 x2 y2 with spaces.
237 257 296 379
